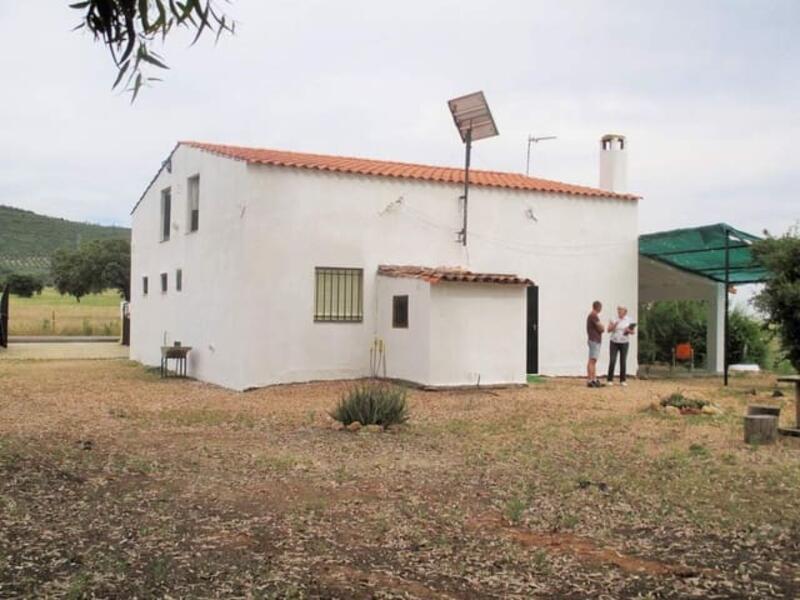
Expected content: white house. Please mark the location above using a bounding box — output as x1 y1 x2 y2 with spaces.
130 136 639 390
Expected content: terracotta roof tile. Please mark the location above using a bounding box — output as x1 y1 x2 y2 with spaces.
378 265 533 286
180 141 639 201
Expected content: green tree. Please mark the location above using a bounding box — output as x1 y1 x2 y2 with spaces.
4 273 44 298
728 308 771 368
51 248 92 302
71 0 235 100
752 227 800 372
51 239 131 302
637 300 772 369
637 300 707 364
84 238 131 301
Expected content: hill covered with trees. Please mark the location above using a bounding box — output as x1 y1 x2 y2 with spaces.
0 205 130 280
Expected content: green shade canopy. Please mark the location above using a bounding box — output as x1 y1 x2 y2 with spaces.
639 223 770 284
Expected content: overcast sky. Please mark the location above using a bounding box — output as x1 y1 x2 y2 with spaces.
0 1 797 236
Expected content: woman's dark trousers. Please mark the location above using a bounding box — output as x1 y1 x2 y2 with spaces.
607 341 629 382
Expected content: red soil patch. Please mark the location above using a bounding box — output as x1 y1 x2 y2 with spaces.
468 513 709 577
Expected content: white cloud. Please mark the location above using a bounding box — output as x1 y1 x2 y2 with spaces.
0 0 797 235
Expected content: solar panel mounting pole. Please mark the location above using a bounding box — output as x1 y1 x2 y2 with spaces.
461 127 472 246
447 91 498 247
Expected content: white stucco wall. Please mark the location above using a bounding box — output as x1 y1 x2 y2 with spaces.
429 282 527 386
131 144 640 390
130 145 250 389
706 284 726 373
375 276 431 384
374 277 526 386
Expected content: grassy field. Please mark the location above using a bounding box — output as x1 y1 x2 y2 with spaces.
8 287 121 336
1 361 799 597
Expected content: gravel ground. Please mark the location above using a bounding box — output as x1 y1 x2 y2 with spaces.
1 360 799 598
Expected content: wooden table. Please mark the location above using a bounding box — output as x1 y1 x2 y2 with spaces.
777 375 800 437
161 346 192 378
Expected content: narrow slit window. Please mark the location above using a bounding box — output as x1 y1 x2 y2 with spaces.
314 267 363 322
187 175 199 232
392 295 409 328
143 276 148 296
160 272 168 293
176 269 182 292
161 188 172 241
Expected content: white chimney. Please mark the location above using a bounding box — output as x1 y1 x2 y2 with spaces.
599 134 627 193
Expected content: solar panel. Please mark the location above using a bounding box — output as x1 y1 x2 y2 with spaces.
447 91 498 142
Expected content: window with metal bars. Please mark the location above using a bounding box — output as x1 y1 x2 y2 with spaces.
314 267 363 322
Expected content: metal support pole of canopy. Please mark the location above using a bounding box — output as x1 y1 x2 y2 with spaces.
724 228 730 386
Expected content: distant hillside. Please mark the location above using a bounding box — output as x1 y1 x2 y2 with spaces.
0 205 130 279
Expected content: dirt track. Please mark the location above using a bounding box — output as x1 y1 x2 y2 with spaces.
0 341 128 361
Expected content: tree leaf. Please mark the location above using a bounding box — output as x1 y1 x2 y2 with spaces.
140 53 169 70
138 0 151 32
74 0 233 101
112 60 130 90
130 73 143 104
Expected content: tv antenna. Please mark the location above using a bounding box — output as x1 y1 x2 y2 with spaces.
526 135 557 176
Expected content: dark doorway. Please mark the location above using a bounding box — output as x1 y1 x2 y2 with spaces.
121 301 130 347
121 316 130 346
0 284 9 348
526 285 539 374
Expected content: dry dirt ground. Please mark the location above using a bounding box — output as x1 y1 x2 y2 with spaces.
1 360 799 598
0 343 128 361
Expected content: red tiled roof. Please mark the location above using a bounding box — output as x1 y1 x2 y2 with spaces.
378 265 533 286
180 141 638 201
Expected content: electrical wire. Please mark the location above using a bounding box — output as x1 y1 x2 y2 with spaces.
395 204 634 257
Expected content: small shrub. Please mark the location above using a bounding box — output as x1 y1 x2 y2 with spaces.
660 392 708 410
559 513 580 530
330 381 409 427
688 443 710 458
504 495 527 524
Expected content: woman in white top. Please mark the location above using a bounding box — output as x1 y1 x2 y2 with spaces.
606 306 635 386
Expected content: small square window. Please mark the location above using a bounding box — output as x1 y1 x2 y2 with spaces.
392 295 409 328
176 269 182 292
160 273 168 293
142 276 148 295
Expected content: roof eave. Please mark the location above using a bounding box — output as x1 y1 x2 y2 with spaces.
180 141 641 202
130 143 180 216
